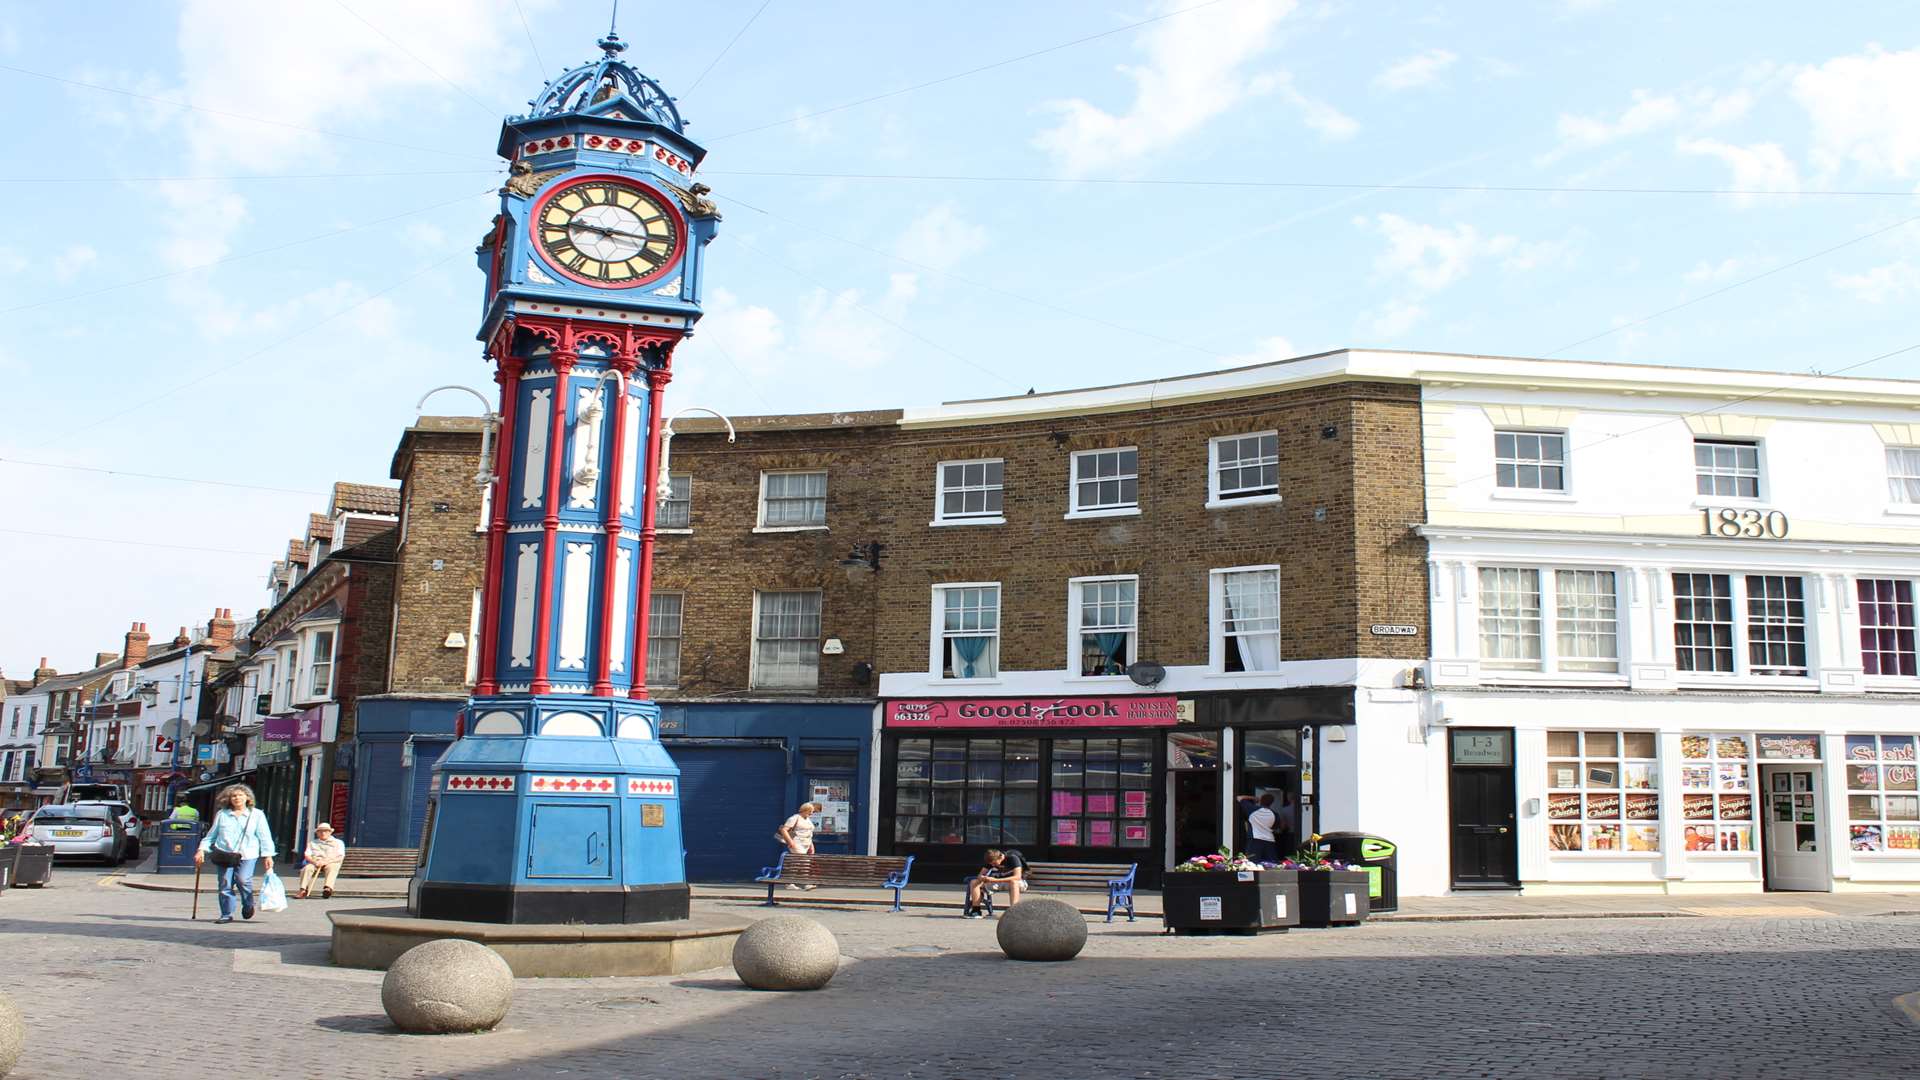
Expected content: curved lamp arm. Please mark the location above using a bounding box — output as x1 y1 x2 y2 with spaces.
416 385 501 488
658 407 737 506
571 369 629 487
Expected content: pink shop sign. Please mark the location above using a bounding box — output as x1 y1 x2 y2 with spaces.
885 696 1179 729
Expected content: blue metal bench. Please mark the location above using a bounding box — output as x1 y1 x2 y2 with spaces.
968 861 1138 923
756 852 915 912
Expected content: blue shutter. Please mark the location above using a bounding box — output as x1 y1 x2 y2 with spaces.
672 744 787 882
354 743 405 848
407 740 451 847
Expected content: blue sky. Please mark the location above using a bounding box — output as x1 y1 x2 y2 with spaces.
2 1 1917 671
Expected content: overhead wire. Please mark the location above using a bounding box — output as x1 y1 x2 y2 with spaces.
332 0 515 121
685 0 773 95
0 458 326 496
0 528 283 559
512 0 548 74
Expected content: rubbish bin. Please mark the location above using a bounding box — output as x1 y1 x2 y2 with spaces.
155 819 202 875
1317 832 1398 913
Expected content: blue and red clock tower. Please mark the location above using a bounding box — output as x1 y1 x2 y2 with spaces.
413 31 720 924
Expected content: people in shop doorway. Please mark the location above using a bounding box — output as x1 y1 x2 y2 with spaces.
297 822 346 900
193 783 275 925
964 847 1026 918
775 802 820 890
1240 793 1282 862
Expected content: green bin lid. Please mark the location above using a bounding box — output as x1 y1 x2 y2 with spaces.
1361 838 1395 859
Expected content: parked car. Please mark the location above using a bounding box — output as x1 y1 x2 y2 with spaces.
74 800 141 861
66 783 128 803
29 805 126 864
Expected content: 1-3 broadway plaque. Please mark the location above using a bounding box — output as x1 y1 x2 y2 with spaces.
885 695 1180 729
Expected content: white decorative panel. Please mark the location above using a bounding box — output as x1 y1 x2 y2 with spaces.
538 713 601 738
510 543 538 667
522 388 552 509
569 386 604 510
619 392 641 515
615 716 654 740
469 711 524 736
558 542 593 670
609 548 633 674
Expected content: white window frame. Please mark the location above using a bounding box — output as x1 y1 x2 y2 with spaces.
647 591 685 687
1066 447 1140 520
658 474 693 532
1206 432 1281 509
1693 439 1764 502
750 590 823 690
1670 571 1814 683
1473 566 1625 680
932 459 1006 527
755 470 828 532
276 647 299 713
1887 447 1920 510
930 582 1002 681
1492 429 1569 495
1068 574 1139 678
1209 565 1282 674
1858 577 1918 682
298 626 338 703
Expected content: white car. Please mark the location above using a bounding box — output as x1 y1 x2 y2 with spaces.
29 805 126 864
73 800 141 861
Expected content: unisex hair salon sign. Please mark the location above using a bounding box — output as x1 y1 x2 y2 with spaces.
885 696 1180 729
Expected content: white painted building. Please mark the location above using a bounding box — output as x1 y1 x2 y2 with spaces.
1392 350 1920 897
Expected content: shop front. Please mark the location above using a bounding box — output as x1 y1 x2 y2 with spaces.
289 705 338 851
878 689 1350 886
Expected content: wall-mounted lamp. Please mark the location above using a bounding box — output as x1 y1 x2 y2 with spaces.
838 542 883 572
416 385 501 489
571 368 628 488
658 407 737 507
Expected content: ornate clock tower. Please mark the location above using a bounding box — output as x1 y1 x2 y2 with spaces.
413 31 720 924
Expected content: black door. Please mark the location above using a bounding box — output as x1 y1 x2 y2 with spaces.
1449 729 1518 888
1172 771 1220 864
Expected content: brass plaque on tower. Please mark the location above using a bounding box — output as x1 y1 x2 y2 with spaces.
641 803 666 828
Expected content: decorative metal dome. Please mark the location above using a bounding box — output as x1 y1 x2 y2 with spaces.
520 32 685 131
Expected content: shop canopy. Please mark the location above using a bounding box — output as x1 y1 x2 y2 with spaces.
181 771 256 798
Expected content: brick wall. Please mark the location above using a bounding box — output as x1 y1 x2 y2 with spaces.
387 421 490 696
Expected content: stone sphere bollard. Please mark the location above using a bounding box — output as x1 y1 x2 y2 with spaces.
380 939 514 1034
0 991 20 1078
996 898 1088 962
732 915 841 990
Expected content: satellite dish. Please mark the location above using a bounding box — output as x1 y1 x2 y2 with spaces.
1126 661 1166 687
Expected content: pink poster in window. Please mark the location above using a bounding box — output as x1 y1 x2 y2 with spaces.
1123 824 1148 842
1088 820 1115 846
1053 819 1080 845
1051 791 1083 815
1086 792 1117 815
1123 791 1148 817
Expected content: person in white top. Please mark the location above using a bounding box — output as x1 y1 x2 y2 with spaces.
775 802 821 890
296 822 347 900
1239 793 1282 863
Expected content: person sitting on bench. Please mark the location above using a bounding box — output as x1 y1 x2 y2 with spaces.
964 848 1026 918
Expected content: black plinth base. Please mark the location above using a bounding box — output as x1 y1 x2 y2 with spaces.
412 880 691 925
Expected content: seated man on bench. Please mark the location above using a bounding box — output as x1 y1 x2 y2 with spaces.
964 847 1026 918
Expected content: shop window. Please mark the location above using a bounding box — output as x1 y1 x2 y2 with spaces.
934 459 1004 524
1887 448 1920 504
1073 575 1137 676
303 629 336 701
1068 448 1138 516
659 475 692 529
1477 567 1542 670
1545 730 1659 853
1167 731 1220 769
1241 729 1300 769
934 584 1000 679
1208 432 1278 504
1213 567 1281 672
1671 573 1808 678
751 590 821 690
1677 734 1754 852
1844 734 1920 852
1051 737 1152 848
647 593 683 686
892 737 1038 846
1494 430 1566 491
1694 439 1760 498
1858 579 1916 677
758 471 827 528
1672 573 1735 674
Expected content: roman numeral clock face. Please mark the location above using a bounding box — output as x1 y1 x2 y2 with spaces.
533 178 682 288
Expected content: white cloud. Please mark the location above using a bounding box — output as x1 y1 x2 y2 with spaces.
1676 138 1800 204
1374 49 1458 92
1834 261 1920 304
1792 45 1920 179
1270 74 1359 140
1033 0 1320 175
895 204 988 271
1365 299 1428 339
1540 86 1755 164
1361 213 1520 291
1684 258 1745 283
51 245 98 283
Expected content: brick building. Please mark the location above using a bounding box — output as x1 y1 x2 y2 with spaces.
350 416 491 849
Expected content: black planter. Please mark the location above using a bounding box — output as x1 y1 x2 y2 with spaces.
0 845 15 892
11 844 53 887
1161 870 1301 934
1296 869 1371 927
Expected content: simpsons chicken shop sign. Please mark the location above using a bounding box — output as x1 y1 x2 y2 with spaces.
885 696 1180 729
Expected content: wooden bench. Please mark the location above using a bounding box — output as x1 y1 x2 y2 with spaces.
756 852 915 912
969 861 1138 923
338 847 418 878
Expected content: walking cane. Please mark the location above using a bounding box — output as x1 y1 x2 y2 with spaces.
191 859 202 921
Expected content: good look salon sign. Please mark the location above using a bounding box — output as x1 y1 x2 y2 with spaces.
885 696 1179 729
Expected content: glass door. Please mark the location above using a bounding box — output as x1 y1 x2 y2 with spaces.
1761 765 1830 891
1167 731 1221 865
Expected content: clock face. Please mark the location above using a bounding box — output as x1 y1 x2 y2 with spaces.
532 178 682 288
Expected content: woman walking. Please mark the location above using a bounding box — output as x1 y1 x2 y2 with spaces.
194 783 275 924
774 802 820 890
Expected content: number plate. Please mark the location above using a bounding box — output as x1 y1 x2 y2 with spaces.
54 829 82 838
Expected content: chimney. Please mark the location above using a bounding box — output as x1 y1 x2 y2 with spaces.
94 652 119 668
32 657 56 686
121 623 150 668
171 626 191 648
206 608 236 649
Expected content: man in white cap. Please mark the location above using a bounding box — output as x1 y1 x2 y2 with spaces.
295 822 348 899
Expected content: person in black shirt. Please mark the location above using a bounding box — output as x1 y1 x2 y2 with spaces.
963 848 1026 917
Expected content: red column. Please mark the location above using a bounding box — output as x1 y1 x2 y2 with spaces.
473 355 523 696
591 356 637 696
629 360 672 699
529 350 575 695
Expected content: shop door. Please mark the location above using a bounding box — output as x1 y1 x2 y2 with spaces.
1171 772 1220 864
1449 729 1518 889
1760 765 1830 892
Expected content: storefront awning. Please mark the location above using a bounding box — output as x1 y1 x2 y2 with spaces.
182 771 255 798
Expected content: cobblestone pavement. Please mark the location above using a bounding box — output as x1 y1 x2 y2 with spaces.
6 865 1920 1079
